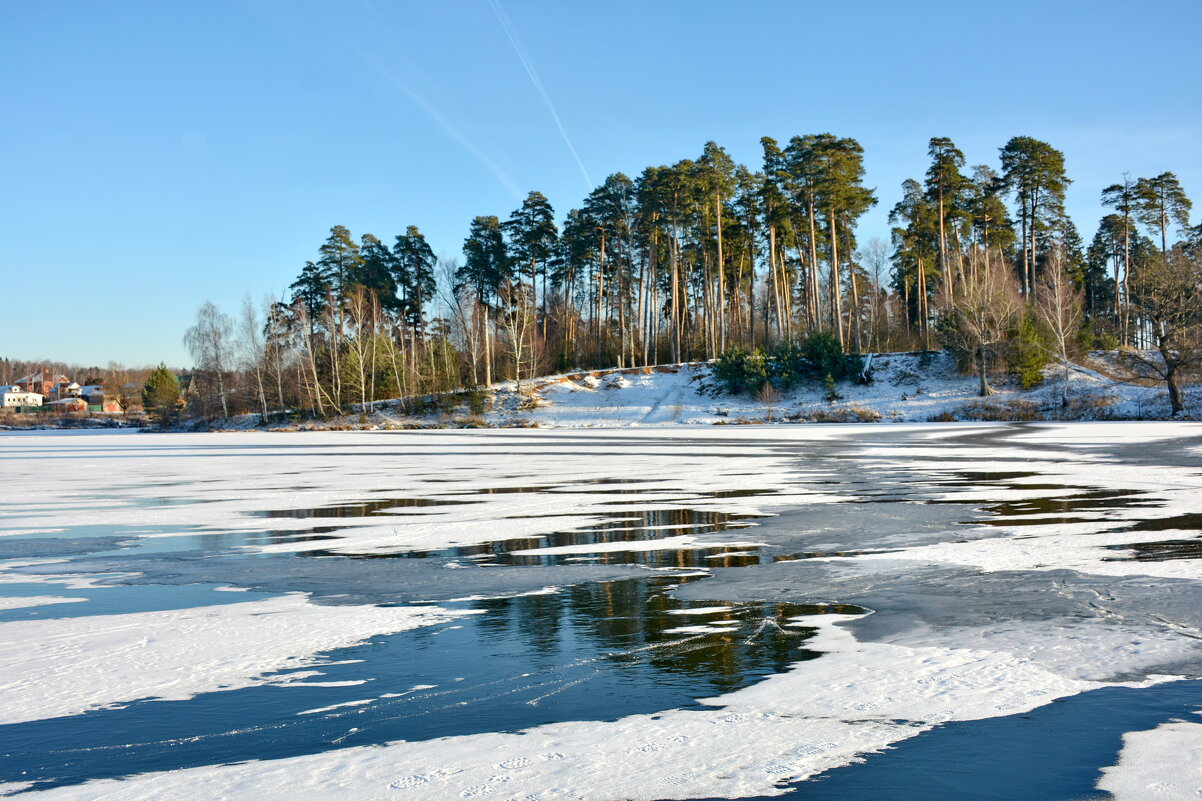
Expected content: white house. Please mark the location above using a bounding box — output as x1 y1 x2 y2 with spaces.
2 386 43 408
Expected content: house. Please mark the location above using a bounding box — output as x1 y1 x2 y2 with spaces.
15 369 70 398
2 387 43 409
44 397 88 413
81 386 122 413
51 382 82 401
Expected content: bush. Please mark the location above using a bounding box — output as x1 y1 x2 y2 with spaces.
1007 315 1051 389
712 333 864 397
465 390 490 416
1077 319 1119 352
712 347 770 395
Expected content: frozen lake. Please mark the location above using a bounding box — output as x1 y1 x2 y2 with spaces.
2 424 1201 800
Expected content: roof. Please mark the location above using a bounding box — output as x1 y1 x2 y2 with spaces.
45 397 86 405
15 371 69 385
80 385 104 395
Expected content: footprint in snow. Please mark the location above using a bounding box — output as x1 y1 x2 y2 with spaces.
794 742 838 757
540 753 565 761
496 757 532 770
388 775 428 790
662 770 702 787
460 785 496 798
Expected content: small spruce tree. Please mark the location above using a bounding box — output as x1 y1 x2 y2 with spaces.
142 363 181 425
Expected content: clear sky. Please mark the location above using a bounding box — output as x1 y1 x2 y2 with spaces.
3 0 1200 368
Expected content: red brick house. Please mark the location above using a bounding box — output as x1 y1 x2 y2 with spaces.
16 369 69 398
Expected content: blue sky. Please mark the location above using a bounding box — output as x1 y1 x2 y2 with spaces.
3 0 1200 367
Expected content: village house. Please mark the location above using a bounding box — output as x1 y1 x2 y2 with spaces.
15 369 70 398
2 386 43 409
44 397 89 413
80 384 123 413
8 369 124 414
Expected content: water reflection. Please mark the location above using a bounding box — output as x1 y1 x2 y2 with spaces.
1105 538 1202 561
254 497 479 518
298 508 768 568
0 577 843 792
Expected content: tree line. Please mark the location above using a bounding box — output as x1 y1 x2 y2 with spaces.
177 133 1201 420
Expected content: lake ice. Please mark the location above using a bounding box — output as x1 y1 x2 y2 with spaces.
1 423 1201 799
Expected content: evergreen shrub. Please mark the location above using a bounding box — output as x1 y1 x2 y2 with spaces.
712 333 864 396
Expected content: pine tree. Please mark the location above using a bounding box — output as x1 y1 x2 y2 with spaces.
142 363 181 424
356 234 400 312
890 178 939 346
1135 172 1192 252
457 216 511 304
999 136 1071 296
393 225 438 333
924 137 968 298
504 191 559 336
317 225 363 307
1101 177 1138 328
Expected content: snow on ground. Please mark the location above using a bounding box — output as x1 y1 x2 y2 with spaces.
182 349 1197 434
503 352 1196 427
1097 718 1202 800
0 593 474 725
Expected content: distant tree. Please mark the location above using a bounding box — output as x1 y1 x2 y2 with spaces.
999 136 1070 296
288 260 330 332
1135 172 1192 253
393 225 438 333
1101 177 1139 324
238 296 270 421
457 215 511 304
317 225 363 305
924 137 968 297
457 216 511 387
356 234 400 312
504 191 559 329
890 178 939 346
141 363 181 425
182 301 234 418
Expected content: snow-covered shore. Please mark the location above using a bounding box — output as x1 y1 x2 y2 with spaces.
197 351 1197 433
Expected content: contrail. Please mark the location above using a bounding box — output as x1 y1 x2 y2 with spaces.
371 65 525 201
487 0 593 191
360 0 524 201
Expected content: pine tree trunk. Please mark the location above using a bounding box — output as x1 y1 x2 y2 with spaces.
830 209 844 347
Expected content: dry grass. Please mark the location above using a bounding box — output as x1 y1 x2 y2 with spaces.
790 405 883 423
939 399 1045 422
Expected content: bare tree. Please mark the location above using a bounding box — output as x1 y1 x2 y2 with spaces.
498 279 535 392
941 257 1023 397
182 301 234 418
238 296 270 421
1125 248 1202 416
1036 248 1084 411
857 237 890 351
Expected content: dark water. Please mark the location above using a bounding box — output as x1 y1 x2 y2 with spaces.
716 679 1202 801
0 577 830 792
